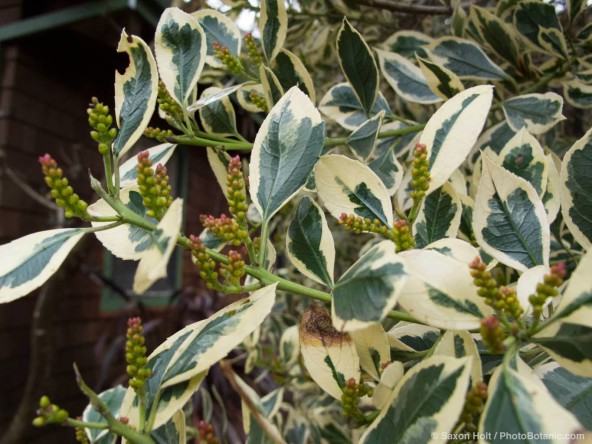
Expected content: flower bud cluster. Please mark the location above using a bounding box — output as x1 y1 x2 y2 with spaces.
529 263 566 318
144 127 174 143
87 97 117 155
39 154 89 219
190 235 219 289
213 41 244 74
126 317 152 395
410 143 430 202
457 382 488 432
226 156 248 221
339 214 388 236
220 250 246 287
157 81 184 121
249 91 268 112
136 151 173 220
391 219 415 252
341 378 373 420
244 33 263 66
33 395 69 427
197 420 220 444
480 316 505 354
200 214 248 246
75 418 89 443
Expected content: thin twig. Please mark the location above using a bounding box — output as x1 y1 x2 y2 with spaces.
2 164 58 211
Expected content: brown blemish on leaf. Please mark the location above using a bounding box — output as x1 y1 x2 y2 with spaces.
299 305 351 347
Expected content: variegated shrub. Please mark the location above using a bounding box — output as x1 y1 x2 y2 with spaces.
5 1 592 443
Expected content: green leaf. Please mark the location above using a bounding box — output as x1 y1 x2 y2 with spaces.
259 0 287 62
413 183 462 248
346 110 384 161
118 143 177 188
133 199 183 294
332 241 407 331
503 92 565 135
155 8 206 107
249 87 324 221
419 85 493 193
192 9 241 68
286 197 335 287
475 121 516 156
479 358 582 443
337 18 379 116
537 363 592 429
514 0 563 50
498 127 548 195
151 410 186 444
427 37 508 81
272 48 316 102
259 64 284 109
473 156 549 271
82 386 126 444
198 86 238 136
299 305 360 399
319 82 391 130
416 56 464 100
360 357 472 444
0 228 85 303
113 31 158 157
398 249 491 330
381 30 432 59
469 5 521 68
560 127 592 249
315 154 393 227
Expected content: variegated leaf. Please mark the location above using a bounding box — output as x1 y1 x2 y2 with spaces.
398 249 491 330
560 127 592 249
368 144 404 196
280 325 300 367
188 83 246 113
413 183 462 248
346 111 384 161
387 323 440 353
360 357 472 444
82 386 126 444
237 84 266 113
543 153 561 224
151 410 186 444
371 361 404 410
469 5 521 68
479 357 583 443
502 92 565 135
337 19 379 116
416 56 464 100
118 143 176 188
133 198 183 294
319 83 390 131
249 86 324 222
332 241 407 331
381 30 432 59
259 0 287 62
259 64 284 109
315 155 393 227
273 48 316 102
427 37 508 81
474 121 516 156
192 9 241 68
299 305 360 400
206 147 231 194
473 156 549 271
155 8 206 106
497 128 548 196
350 323 390 381
286 197 335 287
419 85 493 193
376 49 441 104
88 188 156 260
198 86 238 136
0 228 85 303
113 31 158 156
536 362 592 429
238 375 284 444
514 0 563 51
433 330 483 385
564 79 592 109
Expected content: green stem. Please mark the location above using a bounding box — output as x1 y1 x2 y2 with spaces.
257 222 270 267
102 153 116 196
87 215 122 223
145 391 162 433
73 364 155 444
138 395 147 434
173 135 253 151
65 418 108 430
